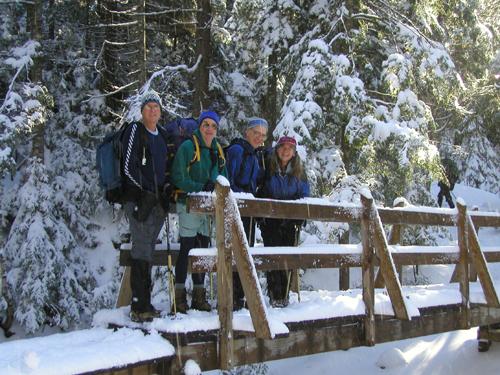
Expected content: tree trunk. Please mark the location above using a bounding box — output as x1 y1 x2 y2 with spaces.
262 51 278 146
137 0 147 86
192 0 212 116
100 0 145 114
26 0 44 160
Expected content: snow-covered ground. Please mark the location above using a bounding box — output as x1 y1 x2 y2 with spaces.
0 328 174 375
1 183 499 374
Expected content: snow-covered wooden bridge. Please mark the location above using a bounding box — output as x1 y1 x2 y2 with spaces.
91 180 500 374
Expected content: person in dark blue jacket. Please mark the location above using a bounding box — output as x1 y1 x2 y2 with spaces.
258 136 309 307
225 117 268 310
121 90 171 322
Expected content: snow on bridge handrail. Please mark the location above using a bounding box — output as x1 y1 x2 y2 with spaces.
187 193 500 227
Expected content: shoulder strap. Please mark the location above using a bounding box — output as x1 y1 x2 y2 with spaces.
190 134 201 167
188 134 225 172
216 143 225 171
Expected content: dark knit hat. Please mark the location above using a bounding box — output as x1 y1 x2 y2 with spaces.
198 110 220 127
140 90 162 111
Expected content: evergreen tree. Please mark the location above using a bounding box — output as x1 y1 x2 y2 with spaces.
3 161 94 332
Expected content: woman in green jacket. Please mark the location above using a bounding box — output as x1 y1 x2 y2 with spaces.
171 110 227 312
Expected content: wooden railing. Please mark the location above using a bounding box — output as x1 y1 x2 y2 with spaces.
186 181 500 370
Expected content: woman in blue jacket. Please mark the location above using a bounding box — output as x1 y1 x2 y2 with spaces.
259 136 309 307
226 117 268 310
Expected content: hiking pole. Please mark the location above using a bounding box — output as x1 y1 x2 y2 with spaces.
165 214 176 316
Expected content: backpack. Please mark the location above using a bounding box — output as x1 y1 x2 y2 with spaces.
164 117 198 160
224 138 257 191
96 123 131 203
224 139 272 194
96 122 167 204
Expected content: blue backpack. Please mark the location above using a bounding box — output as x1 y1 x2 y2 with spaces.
164 117 198 152
96 122 147 204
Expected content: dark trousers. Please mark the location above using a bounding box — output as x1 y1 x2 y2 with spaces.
233 217 256 302
260 219 300 302
175 234 209 286
124 202 165 312
130 259 152 313
437 181 455 208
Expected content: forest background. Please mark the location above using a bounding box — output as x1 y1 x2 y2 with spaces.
0 0 498 335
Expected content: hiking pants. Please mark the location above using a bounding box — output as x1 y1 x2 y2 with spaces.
124 201 165 262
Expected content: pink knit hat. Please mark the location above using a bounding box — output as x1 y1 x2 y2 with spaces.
276 136 297 147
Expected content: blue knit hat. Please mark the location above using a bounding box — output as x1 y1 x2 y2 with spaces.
247 117 268 129
198 110 220 127
140 90 162 111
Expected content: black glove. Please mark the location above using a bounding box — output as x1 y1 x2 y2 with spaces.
202 180 215 192
133 191 157 222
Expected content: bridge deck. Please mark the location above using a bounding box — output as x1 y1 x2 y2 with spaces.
96 281 500 372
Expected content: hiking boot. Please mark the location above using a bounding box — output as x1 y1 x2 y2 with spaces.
191 287 211 312
478 339 491 352
147 304 161 318
233 298 245 311
172 288 188 314
271 297 289 308
130 310 155 323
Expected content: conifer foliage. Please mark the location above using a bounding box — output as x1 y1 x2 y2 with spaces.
0 0 497 333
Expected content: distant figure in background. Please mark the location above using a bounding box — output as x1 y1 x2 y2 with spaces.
258 136 310 307
437 158 459 209
225 117 268 310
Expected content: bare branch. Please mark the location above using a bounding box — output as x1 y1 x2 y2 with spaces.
81 81 139 103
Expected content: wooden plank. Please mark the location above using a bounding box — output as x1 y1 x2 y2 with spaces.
230 210 272 339
370 201 410 320
339 267 350 290
119 249 179 266
466 213 500 307
188 195 362 222
116 266 131 308
360 194 375 346
215 183 233 370
289 269 300 294
79 356 173 375
188 250 500 273
188 196 500 227
158 305 500 372
338 231 350 290
456 201 470 329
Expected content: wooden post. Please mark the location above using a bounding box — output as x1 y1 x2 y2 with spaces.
215 183 233 370
230 210 272 339
466 213 500 307
389 200 405 284
469 207 479 281
339 230 350 291
371 205 410 320
456 200 470 329
116 266 132 308
360 193 375 346
375 199 405 287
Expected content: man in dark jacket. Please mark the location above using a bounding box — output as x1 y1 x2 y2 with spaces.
437 158 459 209
122 90 171 322
225 117 268 310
